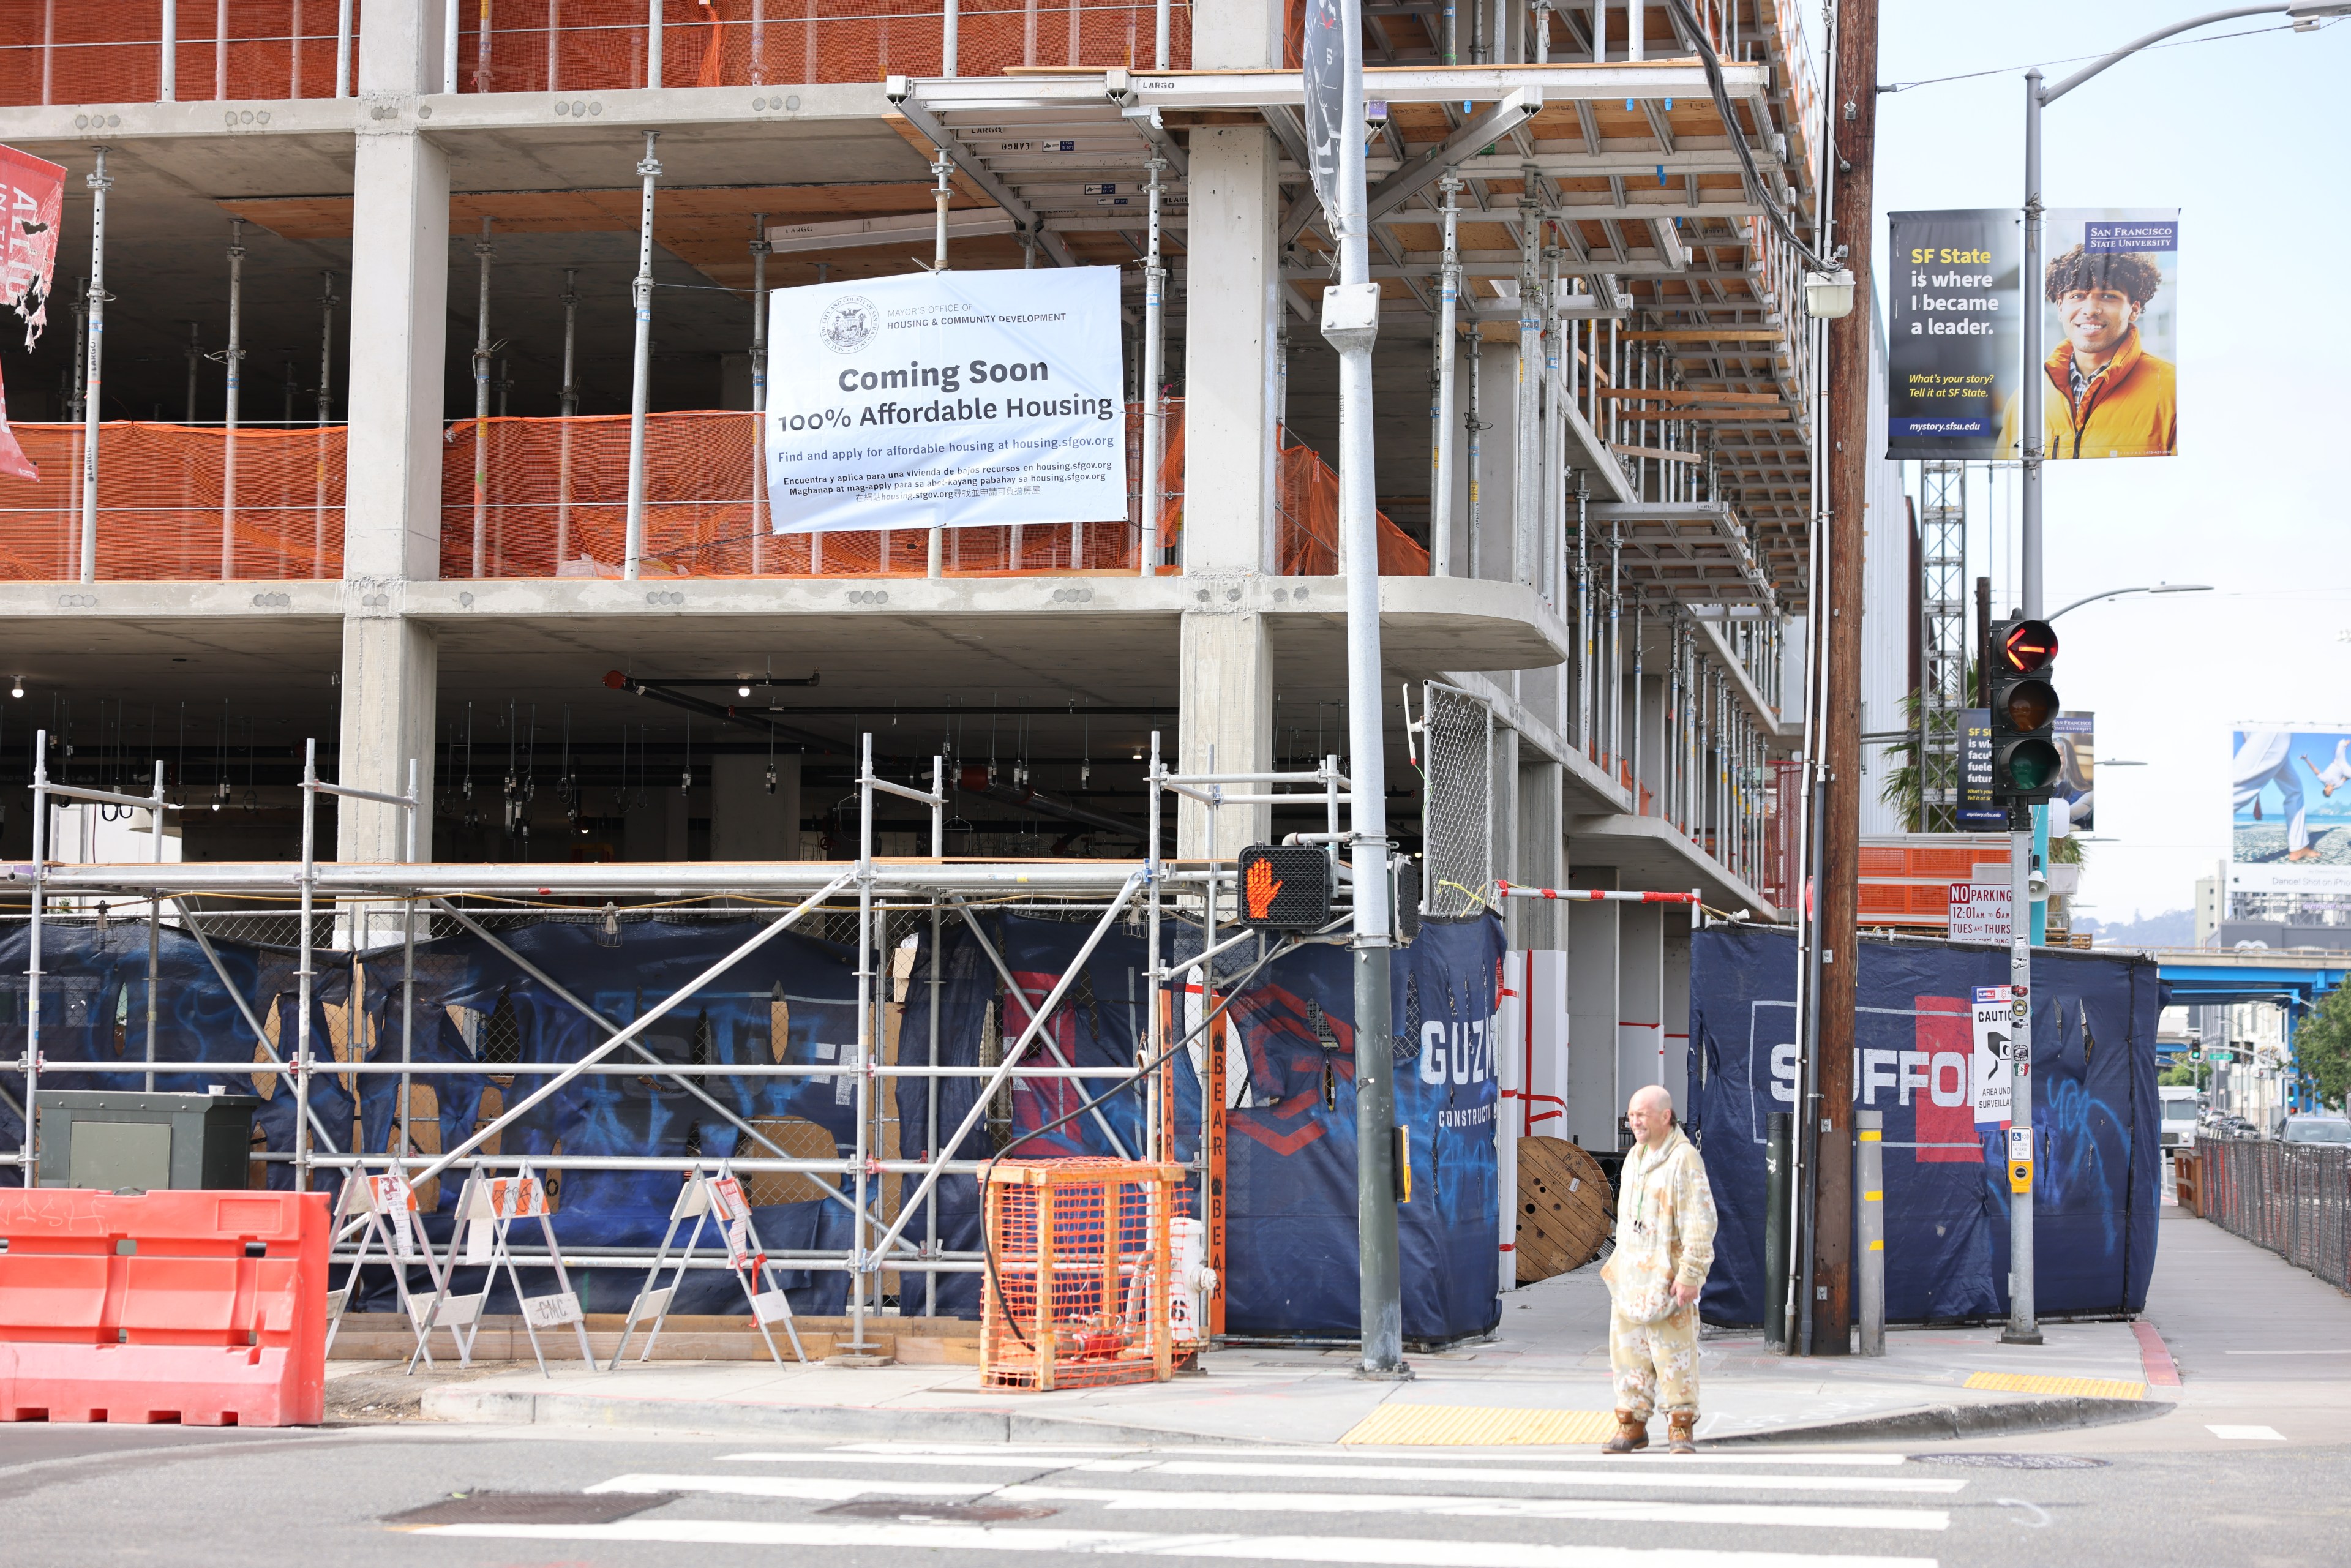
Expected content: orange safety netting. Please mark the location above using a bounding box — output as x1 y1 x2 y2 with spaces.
0 422 345 581
441 403 1182 577
0 1 1196 105
0 403 1426 582
0 2 361 108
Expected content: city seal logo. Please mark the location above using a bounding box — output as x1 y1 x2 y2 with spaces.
820 294 880 354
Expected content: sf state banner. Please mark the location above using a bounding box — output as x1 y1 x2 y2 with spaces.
1885 209 2019 460
764 266 1125 535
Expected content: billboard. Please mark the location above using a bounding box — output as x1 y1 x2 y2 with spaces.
1956 707 2001 830
2053 711 2094 834
763 266 1126 536
2002 208 2178 461
2230 726 2351 893
1885 209 2021 459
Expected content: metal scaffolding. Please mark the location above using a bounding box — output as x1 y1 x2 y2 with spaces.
1917 460 1968 832
3 730 1362 1368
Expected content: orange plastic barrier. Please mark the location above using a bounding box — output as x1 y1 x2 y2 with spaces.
0 1188 329 1427
0 422 345 582
0 2 356 108
981 1157 1183 1392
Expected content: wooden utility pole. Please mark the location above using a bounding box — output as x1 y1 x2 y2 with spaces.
1812 0 1880 1358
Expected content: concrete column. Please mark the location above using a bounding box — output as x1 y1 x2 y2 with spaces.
1662 920 1692 1112
1176 609 1272 855
1566 865 1619 1150
1176 113 1279 857
1618 901 1665 1101
336 9 449 865
1513 756 1562 948
1192 0 1283 69
711 754 801 861
1182 127 1278 576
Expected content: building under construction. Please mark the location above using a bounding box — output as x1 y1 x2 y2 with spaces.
0 1 1839 1347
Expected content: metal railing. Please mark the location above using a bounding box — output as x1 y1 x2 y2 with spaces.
2193 1133 2351 1292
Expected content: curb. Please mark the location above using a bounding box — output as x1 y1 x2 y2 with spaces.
1706 1394 2176 1446
419 1386 1249 1447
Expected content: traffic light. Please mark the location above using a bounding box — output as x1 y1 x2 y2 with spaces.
1987 617 2061 817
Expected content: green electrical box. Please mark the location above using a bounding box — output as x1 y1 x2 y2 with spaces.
35 1090 263 1191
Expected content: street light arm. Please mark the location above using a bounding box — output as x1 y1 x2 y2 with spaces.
2042 6 2299 105
2046 583 2213 621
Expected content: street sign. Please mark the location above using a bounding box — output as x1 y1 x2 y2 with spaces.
1972 985 2014 1131
1949 879 2012 943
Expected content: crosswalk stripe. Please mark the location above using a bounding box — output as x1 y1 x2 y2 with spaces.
782 1445 1912 1469
586 1474 994 1501
989 1484 1948 1532
581 1474 1948 1532
412 1518 1941 1567
718 1453 1962 1495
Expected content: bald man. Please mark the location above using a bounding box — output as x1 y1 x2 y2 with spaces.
1597 1084 1719 1454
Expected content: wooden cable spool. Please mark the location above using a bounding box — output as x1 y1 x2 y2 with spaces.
1515 1135 1614 1285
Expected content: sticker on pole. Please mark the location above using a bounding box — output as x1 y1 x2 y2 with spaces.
2006 1124 2034 1193
764 267 1127 536
1971 985 2014 1131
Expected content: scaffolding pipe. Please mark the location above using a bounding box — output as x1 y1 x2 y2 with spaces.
78 151 109 584
1512 171 1540 587
1138 156 1167 580
183 321 200 422
216 0 229 99
1540 236 1562 609
1466 317 1481 579
470 218 493 577
929 156 953 578
337 0 353 96
162 2 178 100
749 223 770 574
623 133 661 581
219 217 245 580
474 0 493 89
444 0 460 92
942 0 959 75
1429 174 1460 579
316 272 336 424
645 0 662 86
557 268 579 568
21 734 44 1185
1155 0 1172 68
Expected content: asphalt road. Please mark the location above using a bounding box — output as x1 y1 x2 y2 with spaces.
3 1424 2345 1568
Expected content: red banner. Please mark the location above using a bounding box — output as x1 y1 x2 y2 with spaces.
0 143 65 482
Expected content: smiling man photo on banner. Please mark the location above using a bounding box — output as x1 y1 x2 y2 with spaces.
2001 209 2178 461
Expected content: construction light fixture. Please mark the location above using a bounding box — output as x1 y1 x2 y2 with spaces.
8 678 20 699
738 683 753 697
1804 268 1856 319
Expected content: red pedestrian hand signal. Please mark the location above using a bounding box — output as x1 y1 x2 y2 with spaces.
1245 856 1283 921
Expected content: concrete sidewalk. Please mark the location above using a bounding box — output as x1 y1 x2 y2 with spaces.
356 1254 2176 1447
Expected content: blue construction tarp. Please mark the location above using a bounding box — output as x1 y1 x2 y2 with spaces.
1685 925 2162 1325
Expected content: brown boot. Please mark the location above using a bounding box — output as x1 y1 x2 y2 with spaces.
1667 1411 1697 1454
1600 1410 1649 1454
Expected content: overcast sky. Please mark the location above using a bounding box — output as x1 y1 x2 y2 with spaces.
1869 4 2350 923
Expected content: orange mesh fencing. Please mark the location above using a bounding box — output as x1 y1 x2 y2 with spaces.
441 403 1181 578
980 1157 1179 1392
0 422 345 581
1 1 1191 105
1 2 359 107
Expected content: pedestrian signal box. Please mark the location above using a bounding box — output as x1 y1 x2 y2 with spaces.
1235 844 1333 931
1988 617 2061 815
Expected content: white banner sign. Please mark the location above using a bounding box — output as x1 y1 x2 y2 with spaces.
763 266 1127 536
1971 985 2014 1131
1947 879 2012 944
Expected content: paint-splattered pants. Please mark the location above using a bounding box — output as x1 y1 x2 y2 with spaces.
1608 1302 1700 1419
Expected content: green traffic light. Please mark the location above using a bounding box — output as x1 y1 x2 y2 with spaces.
2001 738 2062 790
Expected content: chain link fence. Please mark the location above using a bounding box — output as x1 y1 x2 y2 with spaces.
1420 682 1494 919
2193 1134 2351 1291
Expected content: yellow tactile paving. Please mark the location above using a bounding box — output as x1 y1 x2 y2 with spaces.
1963 1371 2145 1400
1338 1404 1620 1446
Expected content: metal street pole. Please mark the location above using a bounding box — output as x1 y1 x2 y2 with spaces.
1322 0 1406 1381
2005 0 2344 1345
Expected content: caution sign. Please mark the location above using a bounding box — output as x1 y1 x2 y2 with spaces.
1971 985 2014 1131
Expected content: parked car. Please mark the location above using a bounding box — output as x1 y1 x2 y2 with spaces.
2158 1086 2201 1150
2281 1116 2351 1146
